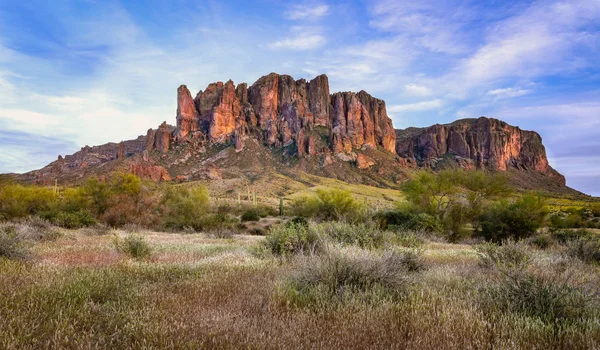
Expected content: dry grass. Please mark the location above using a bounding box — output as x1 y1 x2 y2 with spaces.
0 225 599 349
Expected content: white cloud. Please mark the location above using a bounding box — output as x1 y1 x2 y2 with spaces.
285 4 329 20
269 33 326 51
404 83 432 96
388 99 444 113
487 87 532 99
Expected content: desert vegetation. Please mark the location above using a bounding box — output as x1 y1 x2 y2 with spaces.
1 171 599 348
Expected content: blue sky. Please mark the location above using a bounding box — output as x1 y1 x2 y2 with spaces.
0 0 599 195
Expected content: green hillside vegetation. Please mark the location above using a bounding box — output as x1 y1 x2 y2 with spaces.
1 170 600 348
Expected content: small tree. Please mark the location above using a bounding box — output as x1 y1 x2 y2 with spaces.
478 194 547 242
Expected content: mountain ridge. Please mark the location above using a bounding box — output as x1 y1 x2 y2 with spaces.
9 72 579 196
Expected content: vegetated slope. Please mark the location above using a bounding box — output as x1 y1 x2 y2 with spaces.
12 72 585 198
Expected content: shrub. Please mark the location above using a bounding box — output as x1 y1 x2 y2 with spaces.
567 238 600 265
311 221 391 249
279 249 421 307
551 229 594 244
207 228 235 239
241 208 261 222
476 241 531 270
289 189 365 221
51 209 95 229
0 184 56 219
14 216 62 242
528 234 555 250
376 210 442 233
0 225 29 259
395 231 424 248
288 216 309 228
248 228 266 236
480 269 596 323
160 186 210 230
477 195 546 242
80 223 112 236
264 223 322 256
113 233 152 259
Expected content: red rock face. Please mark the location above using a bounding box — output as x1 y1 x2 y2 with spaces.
173 73 397 158
153 122 171 153
176 85 199 139
129 163 171 182
331 91 396 154
356 153 376 169
395 117 565 184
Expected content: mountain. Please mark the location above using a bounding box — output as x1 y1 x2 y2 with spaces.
12 72 581 197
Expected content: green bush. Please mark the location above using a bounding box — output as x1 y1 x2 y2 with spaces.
279 249 421 307
551 229 594 244
0 184 57 219
289 189 365 222
376 210 442 233
567 237 600 265
0 225 29 260
241 208 261 222
113 233 152 259
476 241 531 270
478 195 546 242
160 186 210 230
528 234 555 250
51 209 96 229
480 269 596 323
264 223 322 256
311 221 391 249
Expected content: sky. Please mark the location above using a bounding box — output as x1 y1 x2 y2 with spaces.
0 0 599 195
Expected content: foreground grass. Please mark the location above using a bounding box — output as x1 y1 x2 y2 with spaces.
1 229 599 349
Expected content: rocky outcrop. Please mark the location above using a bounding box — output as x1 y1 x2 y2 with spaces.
176 85 199 139
174 73 395 158
129 163 171 182
396 117 565 184
330 91 396 154
153 122 172 153
356 153 376 169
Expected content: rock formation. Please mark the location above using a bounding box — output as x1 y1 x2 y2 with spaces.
175 73 395 157
396 117 565 184
15 73 567 191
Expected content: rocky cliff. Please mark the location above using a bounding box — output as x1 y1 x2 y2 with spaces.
396 117 565 184
14 73 569 194
168 73 396 156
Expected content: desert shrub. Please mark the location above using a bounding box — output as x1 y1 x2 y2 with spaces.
289 189 365 222
567 237 600 265
113 233 152 259
264 222 322 256
288 196 320 218
0 225 29 259
551 229 594 244
279 249 421 307
241 208 261 222
0 184 57 219
395 231 424 248
549 210 586 229
479 269 597 323
248 228 266 236
477 195 546 242
14 217 62 242
80 223 112 236
376 209 442 233
160 186 210 230
311 221 391 249
528 233 555 250
288 216 309 228
476 241 531 270
207 228 235 239
51 209 95 229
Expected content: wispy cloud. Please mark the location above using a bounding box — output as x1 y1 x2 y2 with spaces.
269 30 326 51
487 87 532 99
388 99 444 113
285 4 329 20
404 83 432 97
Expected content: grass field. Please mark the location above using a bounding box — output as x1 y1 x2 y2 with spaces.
1 225 599 349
